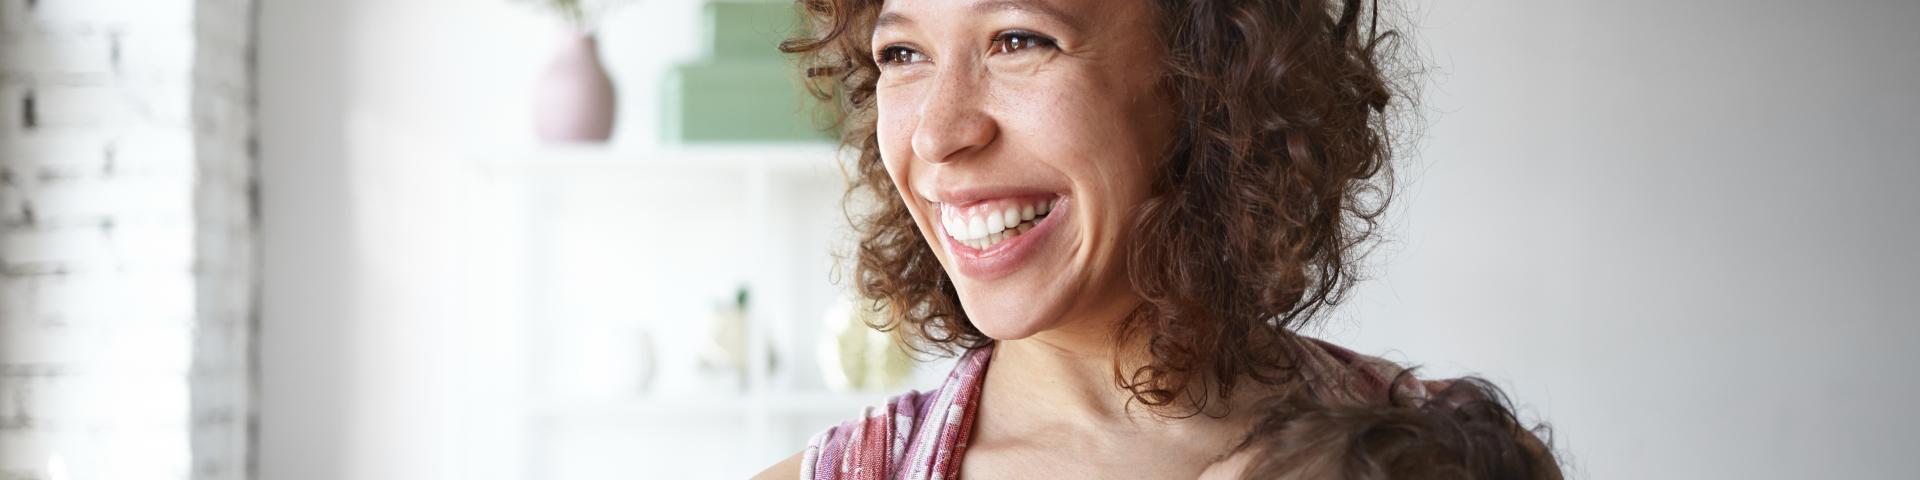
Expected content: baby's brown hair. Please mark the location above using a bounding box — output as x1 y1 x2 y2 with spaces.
1224 376 1562 479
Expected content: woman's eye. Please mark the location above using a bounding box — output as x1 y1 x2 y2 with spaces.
877 46 927 65
990 31 1056 55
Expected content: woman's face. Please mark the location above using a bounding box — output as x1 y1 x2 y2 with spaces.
871 0 1173 340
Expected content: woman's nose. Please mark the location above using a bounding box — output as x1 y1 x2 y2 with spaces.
910 70 998 165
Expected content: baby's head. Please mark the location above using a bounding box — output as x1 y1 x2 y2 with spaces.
1201 378 1561 480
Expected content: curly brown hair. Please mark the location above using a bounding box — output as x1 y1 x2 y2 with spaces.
782 0 1411 415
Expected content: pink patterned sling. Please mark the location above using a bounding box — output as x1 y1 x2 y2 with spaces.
799 337 1441 480
801 344 992 480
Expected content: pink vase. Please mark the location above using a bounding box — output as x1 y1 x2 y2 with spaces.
534 33 617 143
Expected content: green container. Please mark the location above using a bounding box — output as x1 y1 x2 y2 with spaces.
707 1 800 61
662 61 832 142
662 0 832 143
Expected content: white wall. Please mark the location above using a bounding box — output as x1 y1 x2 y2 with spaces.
257 1 708 479
1329 1 1920 478
257 0 1920 479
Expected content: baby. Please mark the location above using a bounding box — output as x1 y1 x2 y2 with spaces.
1200 377 1562 480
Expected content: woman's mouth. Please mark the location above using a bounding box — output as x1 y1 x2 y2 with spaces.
939 196 1058 250
933 194 1067 280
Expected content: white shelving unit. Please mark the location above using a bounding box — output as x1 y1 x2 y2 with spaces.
476 143 847 178
467 144 949 479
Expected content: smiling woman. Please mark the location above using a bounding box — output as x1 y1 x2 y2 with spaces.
758 0 1555 478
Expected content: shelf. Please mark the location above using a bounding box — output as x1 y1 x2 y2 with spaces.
480 141 885 473
472 142 849 180
528 391 893 422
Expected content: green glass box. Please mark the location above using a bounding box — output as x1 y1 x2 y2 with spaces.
663 1 834 142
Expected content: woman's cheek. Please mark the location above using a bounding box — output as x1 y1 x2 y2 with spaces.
873 82 919 165
874 117 907 171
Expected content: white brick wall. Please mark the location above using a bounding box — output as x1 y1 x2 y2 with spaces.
0 0 256 478
187 0 256 478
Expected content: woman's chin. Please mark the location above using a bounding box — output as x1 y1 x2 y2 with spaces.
972 320 1044 341
958 294 1061 341
952 262 1092 341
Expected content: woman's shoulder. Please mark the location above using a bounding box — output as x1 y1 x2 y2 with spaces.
799 345 994 480
1295 336 1450 406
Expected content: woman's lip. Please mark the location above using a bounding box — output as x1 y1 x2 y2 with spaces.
935 195 1059 235
939 196 1070 281
929 185 1063 207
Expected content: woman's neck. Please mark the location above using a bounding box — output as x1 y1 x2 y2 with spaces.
994 332 1134 417
980 300 1251 432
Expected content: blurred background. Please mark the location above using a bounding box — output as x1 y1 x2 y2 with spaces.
0 0 1915 479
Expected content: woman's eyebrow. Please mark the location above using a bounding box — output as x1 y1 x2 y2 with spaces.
874 0 1085 33
874 11 915 31
973 0 1086 31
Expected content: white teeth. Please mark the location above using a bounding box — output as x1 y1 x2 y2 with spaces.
944 197 1059 248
